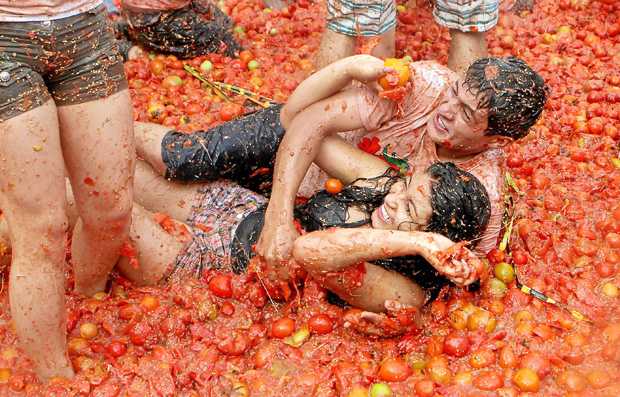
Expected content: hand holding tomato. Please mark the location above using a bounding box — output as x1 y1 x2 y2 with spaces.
256 218 299 281
378 58 410 90
346 55 392 84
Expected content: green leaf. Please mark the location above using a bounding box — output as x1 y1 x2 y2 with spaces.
382 146 409 176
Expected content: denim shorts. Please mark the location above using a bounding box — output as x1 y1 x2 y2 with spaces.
0 4 127 121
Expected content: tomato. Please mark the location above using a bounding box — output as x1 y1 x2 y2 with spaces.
325 178 343 194
426 356 451 384
162 75 184 88
586 370 610 389
512 250 528 266
473 370 504 391
208 274 233 298
486 248 505 264
506 153 523 168
106 341 127 358
499 346 518 368
149 60 165 75
308 314 334 335
513 368 540 392
239 50 254 64
413 380 434 397
470 348 496 369
80 323 98 339
220 301 235 316
605 232 620 248
443 332 470 357
140 295 160 312
377 358 411 382
271 317 295 338
557 370 587 392
219 103 243 122
379 58 410 89
520 352 551 379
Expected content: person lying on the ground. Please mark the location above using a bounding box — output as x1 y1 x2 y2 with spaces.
0 142 490 327
131 54 544 262
255 53 547 272
114 0 240 59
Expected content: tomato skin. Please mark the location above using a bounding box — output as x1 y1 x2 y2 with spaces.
520 352 551 379
487 248 505 264
414 379 434 397
377 358 412 382
512 250 528 266
219 103 243 122
473 370 504 391
271 317 295 338
149 59 165 75
106 341 127 358
208 274 233 298
239 50 254 64
325 178 343 194
443 332 470 357
308 314 334 335
506 153 524 168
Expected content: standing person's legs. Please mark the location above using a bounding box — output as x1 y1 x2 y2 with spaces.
433 0 499 76
371 26 396 59
0 94 73 379
316 29 357 69
58 89 135 296
52 5 135 296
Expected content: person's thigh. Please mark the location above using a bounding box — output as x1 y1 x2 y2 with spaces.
57 89 135 221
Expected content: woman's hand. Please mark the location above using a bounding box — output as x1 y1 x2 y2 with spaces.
256 218 299 281
343 300 419 337
414 234 482 286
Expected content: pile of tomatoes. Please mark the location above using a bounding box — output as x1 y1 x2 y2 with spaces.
0 0 619 395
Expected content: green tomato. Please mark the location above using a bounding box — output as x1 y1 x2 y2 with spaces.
396 4 406 13
269 27 278 36
488 278 508 298
494 262 515 284
234 25 245 34
199 60 213 73
403 55 413 63
370 383 392 397
248 60 260 70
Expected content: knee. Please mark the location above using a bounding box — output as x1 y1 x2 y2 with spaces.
80 189 133 233
9 210 68 257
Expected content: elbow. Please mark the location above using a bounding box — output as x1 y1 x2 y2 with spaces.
280 104 293 130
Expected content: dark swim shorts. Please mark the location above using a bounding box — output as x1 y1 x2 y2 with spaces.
0 4 127 121
161 104 285 194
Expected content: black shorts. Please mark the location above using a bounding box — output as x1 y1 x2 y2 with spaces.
161 104 285 194
123 0 240 58
0 5 127 121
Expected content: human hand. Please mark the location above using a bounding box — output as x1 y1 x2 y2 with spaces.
256 218 300 281
433 242 482 286
346 55 393 84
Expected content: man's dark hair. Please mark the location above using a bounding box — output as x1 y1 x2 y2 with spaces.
425 162 491 242
464 56 548 140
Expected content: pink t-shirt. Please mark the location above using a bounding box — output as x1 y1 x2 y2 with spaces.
0 0 101 21
299 60 504 255
121 0 190 11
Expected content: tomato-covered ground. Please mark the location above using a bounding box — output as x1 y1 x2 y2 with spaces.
1 0 619 395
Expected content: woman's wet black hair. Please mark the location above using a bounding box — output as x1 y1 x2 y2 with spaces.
464 56 548 140
425 162 491 242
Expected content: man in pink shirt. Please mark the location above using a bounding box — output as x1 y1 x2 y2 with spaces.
256 54 547 273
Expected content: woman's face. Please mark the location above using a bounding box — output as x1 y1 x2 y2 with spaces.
370 170 434 231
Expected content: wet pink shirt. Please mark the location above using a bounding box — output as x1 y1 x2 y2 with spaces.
0 0 101 21
299 60 504 255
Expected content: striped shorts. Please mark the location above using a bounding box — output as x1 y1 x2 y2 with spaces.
433 0 499 33
326 0 396 37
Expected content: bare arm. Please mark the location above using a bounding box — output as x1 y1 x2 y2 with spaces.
293 228 481 286
280 55 386 129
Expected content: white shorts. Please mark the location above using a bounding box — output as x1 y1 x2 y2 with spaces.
433 0 499 33
326 0 397 37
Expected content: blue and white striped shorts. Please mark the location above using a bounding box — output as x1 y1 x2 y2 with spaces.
433 0 499 33
326 0 397 37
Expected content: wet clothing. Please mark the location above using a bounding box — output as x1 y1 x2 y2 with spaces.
121 0 240 58
0 4 127 121
162 104 285 195
122 0 190 11
326 0 397 37
433 0 500 33
0 0 101 21
168 173 450 301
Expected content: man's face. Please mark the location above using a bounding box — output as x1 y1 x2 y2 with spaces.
426 80 498 154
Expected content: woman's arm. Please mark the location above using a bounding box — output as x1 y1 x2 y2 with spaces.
280 55 386 129
293 228 482 286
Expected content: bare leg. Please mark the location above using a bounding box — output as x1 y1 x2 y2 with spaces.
134 121 169 176
116 203 184 286
315 29 356 69
447 30 488 76
371 27 396 59
317 263 426 312
0 101 74 380
58 90 135 296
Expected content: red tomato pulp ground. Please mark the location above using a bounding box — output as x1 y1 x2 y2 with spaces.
1 0 620 395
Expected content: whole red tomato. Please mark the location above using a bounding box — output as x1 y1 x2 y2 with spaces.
377 357 412 382
308 314 334 335
443 332 470 357
208 274 233 298
271 317 295 338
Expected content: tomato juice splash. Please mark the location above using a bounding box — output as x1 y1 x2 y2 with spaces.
1 0 620 395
